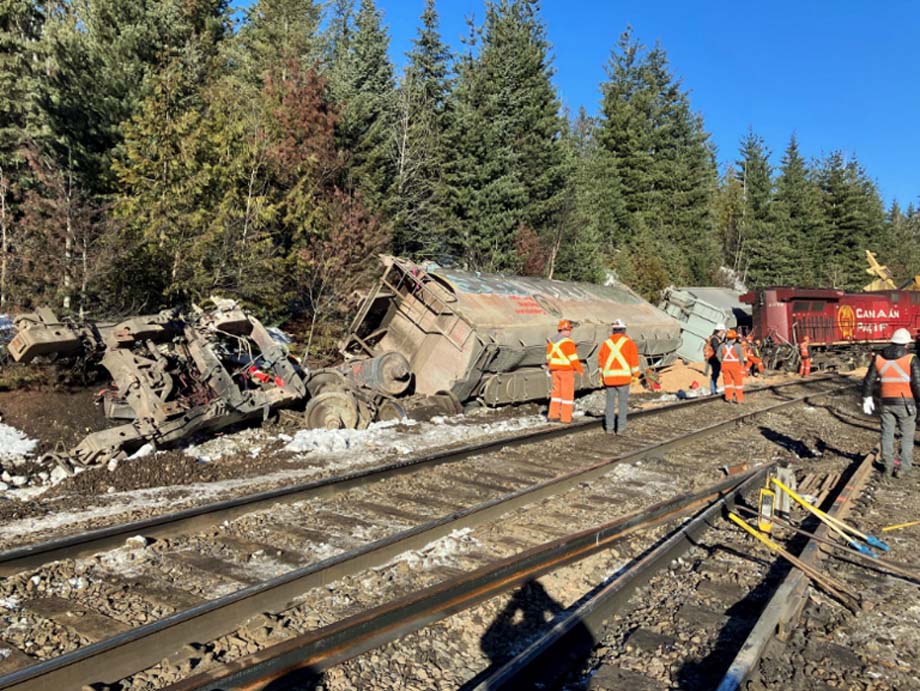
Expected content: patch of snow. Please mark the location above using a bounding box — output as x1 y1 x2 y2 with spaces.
0 596 19 611
386 528 481 571
0 468 345 542
129 443 156 460
283 414 548 472
0 422 38 461
184 428 271 463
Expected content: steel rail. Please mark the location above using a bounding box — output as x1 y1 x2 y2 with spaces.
0 375 843 575
166 468 771 691
713 451 876 691
0 380 852 691
469 469 770 690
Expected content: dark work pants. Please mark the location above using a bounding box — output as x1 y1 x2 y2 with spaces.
605 385 629 433
880 402 916 473
709 358 721 395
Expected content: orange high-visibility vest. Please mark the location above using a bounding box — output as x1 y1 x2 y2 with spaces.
877 353 914 399
721 343 740 363
599 334 640 386
546 337 582 373
799 342 810 358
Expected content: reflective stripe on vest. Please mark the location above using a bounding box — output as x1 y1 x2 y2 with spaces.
547 338 578 367
721 343 739 363
799 343 809 357
877 353 914 399
602 336 634 378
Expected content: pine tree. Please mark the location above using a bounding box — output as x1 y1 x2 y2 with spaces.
442 0 565 273
713 163 746 277
391 0 452 258
816 151 885 289
735 128 777 286
328 0 396 214
234 0 322 81
552 108 625 283
599 29 717 294
773 133 825 285
43 0 228 192
0 0 51 308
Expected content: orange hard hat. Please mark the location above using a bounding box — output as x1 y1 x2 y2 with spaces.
802 335 810 342
726 329 738 340
558 319 573 331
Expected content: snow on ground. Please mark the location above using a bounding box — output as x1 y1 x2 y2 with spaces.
383 528 482 571
183 428 272 463
284 413 548 467
1 410 557 543
0 469 327 542
0 422 38 461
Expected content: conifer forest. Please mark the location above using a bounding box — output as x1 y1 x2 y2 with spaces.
2 0 918 359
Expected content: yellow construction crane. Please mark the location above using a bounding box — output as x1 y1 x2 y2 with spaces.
864 250 920 291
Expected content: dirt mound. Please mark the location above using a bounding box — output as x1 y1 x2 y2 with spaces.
0 387 109 452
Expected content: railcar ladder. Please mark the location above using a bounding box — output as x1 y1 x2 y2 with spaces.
383 259 472 351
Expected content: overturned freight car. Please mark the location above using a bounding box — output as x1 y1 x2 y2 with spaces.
341 257 682 406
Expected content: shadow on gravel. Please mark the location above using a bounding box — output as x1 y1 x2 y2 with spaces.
760 424 865 464
261 668 323 690
674 503 806 690
461 579 594 689
759 426 819 458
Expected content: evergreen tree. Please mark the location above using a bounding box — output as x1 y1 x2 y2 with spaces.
599 29 717 294
234 0 322 79
735 128 777 286
713 163 746 278
391 0 452 258
552 108 625 283
442 0 566 273
815 151 885 288
773 133 825 285
0 0 51 307
328 0 396 214
43 0 228 192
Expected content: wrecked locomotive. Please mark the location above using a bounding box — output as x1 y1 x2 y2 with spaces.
8 257 681 469
742 287 920 371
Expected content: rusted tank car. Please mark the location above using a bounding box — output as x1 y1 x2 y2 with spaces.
341 257 682 407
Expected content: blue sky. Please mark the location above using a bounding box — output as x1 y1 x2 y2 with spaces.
375 0 919 208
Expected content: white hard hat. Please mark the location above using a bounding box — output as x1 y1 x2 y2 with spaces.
715 323 726 331
891 328 912 345
611 319 626 329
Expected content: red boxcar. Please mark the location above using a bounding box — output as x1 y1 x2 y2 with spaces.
740 287 920 370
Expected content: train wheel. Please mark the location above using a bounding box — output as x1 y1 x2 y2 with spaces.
306 370 349 397
304 391 359 429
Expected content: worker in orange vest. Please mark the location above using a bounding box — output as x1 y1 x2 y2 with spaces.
718 329 747 403
862 328 920 478
546 319 583 424
747 336 765 377
598 319 640 434
798 336 812 376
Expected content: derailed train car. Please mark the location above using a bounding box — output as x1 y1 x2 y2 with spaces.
340 257 682 407
742 286 920 370
7 257 681 469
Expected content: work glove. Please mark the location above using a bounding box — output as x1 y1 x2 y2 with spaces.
862 397 875 415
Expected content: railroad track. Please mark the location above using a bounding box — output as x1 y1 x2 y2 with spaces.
473 452 877 691
0 376 854 689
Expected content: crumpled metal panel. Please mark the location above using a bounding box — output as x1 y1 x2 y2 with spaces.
659 287 752 361
9 299 306 468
